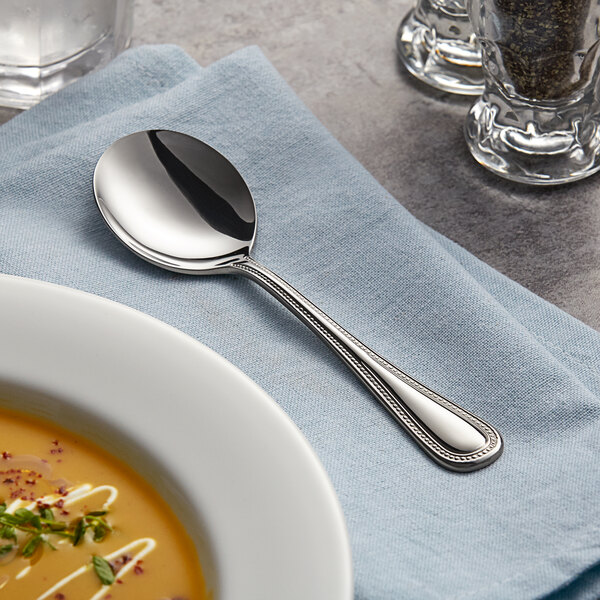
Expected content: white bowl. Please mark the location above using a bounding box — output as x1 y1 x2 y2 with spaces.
0 275 353 600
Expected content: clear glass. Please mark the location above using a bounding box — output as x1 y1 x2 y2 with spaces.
465 0 600 185
396 0 483 95
0 0 133 109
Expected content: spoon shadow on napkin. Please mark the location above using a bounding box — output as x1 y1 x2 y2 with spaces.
1 44 600 600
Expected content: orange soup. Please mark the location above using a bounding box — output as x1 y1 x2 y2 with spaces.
0 408 208 599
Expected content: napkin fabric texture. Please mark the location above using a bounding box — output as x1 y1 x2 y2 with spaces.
1 45 600 600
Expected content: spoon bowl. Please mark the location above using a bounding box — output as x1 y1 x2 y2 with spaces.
93 130 503 472
94 130 256 273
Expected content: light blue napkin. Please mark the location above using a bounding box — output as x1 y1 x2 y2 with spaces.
1 45 600 600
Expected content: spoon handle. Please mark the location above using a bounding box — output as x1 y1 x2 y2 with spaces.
231 257 502 472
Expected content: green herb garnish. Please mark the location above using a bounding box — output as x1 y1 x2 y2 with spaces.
92 555 115 585
93 523 108 542
13 508 34 521
0 525 16 541
39 507 54 521
0 503 112 559
72 512 112 546
72 517 86 546
21 535 42 558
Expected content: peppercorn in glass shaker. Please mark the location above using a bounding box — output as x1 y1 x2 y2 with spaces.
397 0 483 95
465 0 600 184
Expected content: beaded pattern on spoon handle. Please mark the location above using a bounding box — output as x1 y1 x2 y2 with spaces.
231 257 502 472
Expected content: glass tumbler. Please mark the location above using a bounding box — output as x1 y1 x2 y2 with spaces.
0 0 133 109
465 0 600 185
396 0 483 95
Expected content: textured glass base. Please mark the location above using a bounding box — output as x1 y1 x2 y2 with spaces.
396 6 483 96
465 93 600 185
0 32 130 109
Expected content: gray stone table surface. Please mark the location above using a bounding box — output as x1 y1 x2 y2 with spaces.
2 0 599 331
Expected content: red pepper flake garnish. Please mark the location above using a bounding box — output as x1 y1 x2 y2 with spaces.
54 594 65 600
133 560 144 575
52 440 60 446
55 499 64 509
116 579 123 584
60 510 69 516
1 452 11 460
25 479 36 485
3 478 14 484
109 554 132 573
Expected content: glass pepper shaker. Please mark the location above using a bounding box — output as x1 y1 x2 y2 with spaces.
397 0 483 95
465 0 600 184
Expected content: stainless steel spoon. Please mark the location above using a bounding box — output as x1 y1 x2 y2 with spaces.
93 130 503 472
